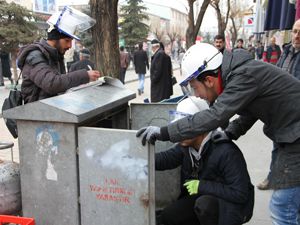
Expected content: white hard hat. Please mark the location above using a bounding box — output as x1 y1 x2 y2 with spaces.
169 97 209 123
180 43 223 86
47 6 96 41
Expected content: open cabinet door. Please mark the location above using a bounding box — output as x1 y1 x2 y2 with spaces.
130 103 181 210
78 127 155 225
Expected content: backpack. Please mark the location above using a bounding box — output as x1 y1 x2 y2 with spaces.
2 73 23 138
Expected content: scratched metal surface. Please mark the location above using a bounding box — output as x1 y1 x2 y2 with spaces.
18 121 79 225
130 103 181 209
78 127 155 225
3 83 135 123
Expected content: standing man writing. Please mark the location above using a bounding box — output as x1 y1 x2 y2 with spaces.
137 43 300 225
17 7 100 103
133 42 149 95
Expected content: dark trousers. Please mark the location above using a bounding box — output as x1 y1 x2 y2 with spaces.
119 67 127 84
159 195 219 225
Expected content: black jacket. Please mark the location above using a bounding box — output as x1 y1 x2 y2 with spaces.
155 131 254 225
17 39 89 103
150 49 173 102
69 59 95 72
133 49 149 74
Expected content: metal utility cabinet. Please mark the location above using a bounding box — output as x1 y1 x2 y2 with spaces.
3 78 180 225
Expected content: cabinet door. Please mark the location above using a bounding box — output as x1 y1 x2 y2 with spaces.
78 127 155 225
130 103 181 209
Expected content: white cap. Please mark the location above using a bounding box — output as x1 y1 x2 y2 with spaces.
47 6 96 41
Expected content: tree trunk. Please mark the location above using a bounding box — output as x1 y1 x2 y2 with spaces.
90 0 120 78
186 0 196 49
230 16 238 48
186 0 210 49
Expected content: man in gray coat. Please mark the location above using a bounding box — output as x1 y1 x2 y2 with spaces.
137 43 300 225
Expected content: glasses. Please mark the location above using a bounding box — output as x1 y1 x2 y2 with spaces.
292 29 300 35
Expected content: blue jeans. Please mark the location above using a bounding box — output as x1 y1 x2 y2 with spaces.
138 73 145 92
270 186 300 225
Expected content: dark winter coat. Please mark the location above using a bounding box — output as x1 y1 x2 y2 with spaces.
150 49 173 102
17 39 89 103
0 51 12 78
69 59 95 72
133 49 149 74
276 43 300 80
162 48 300 189
155 130 254 225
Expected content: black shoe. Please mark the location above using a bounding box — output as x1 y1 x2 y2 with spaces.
0 83 4 86
138 89 141 95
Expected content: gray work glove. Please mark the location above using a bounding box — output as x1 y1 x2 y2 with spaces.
136 126 162 146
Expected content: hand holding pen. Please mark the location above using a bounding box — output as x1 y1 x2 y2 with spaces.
87 65 101 81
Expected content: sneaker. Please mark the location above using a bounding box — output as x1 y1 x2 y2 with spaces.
257 178 270 190
138 89 141 95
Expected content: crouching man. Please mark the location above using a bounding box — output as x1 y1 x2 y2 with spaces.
151 97 254 225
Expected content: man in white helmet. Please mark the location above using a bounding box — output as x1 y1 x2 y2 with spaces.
155 96 254 225
137 42 300 225
17 6 100 103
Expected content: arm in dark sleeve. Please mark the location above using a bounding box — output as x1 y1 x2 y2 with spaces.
155 144 184 171
151 52 164 83
26 51 89 94
164 73 259 143
198 145 252 204
225 115 257 140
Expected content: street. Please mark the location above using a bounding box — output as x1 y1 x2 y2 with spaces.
0 65 272 224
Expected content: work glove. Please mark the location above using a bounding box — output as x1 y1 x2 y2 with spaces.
136 126 162 146
183 180 200 195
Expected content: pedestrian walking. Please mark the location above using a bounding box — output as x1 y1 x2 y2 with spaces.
255 41 264 60
0 50 13 85
137 42 300 225
119 46 130 84
133 43 149 95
